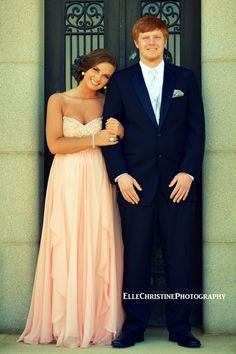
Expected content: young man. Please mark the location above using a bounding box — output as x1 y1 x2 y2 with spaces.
102 16 205 348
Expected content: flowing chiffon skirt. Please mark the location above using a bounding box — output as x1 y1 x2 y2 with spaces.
18 147 124 348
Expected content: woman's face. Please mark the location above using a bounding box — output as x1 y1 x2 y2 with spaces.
83 62 116 91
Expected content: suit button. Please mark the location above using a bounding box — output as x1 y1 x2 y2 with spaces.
158 154 162 158
158 133 162 137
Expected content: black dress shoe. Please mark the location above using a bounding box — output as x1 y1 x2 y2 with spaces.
169 331 201 348
112 331 144 348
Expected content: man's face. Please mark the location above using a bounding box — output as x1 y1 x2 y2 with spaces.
134 29 166 65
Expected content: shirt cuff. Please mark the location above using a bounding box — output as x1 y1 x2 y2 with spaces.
186 173 194 181
115 173 128 183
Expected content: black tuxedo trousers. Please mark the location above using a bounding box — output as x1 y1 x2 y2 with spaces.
119 187 196 334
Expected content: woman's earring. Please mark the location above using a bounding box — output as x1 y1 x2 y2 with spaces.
82 71 85 76
104 86 107 90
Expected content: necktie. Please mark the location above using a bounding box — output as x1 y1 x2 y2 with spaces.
147 69 161 123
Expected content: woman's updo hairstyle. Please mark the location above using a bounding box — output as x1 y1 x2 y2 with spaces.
72 48 117 84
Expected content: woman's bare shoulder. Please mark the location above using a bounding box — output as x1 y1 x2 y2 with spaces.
48 92 65 104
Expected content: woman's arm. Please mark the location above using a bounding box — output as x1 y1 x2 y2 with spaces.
46 94 118 154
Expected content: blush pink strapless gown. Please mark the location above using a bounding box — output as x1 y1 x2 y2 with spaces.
18 117 124 348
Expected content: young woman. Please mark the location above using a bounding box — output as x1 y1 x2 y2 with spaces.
18 49 124 348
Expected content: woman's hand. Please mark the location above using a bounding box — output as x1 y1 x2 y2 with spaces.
105 117 124 139
94 129 118 146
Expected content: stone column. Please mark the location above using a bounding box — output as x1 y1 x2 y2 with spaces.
202 0 236 333
0 0 44 331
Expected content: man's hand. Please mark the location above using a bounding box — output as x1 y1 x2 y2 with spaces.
117 173 142 204
169 172 193 203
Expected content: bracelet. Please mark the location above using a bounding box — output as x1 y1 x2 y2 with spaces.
92 133 95 148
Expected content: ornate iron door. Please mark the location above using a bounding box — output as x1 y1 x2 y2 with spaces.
45 0 202 327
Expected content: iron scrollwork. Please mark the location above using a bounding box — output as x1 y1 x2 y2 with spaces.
65 1 104 34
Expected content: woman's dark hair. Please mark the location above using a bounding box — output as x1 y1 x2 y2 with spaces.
72 48 117 84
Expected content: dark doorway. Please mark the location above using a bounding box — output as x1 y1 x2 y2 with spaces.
45 0 202 327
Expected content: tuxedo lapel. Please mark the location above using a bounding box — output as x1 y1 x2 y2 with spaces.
159 62 176 130
131 64 158 128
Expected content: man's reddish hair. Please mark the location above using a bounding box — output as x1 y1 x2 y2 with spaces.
132 16 169 42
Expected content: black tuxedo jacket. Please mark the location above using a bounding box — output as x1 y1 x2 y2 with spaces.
102 62 205 205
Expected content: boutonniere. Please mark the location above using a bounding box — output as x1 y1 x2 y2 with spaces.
172 89 184 98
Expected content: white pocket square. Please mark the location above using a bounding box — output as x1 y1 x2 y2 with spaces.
172 89 184 98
